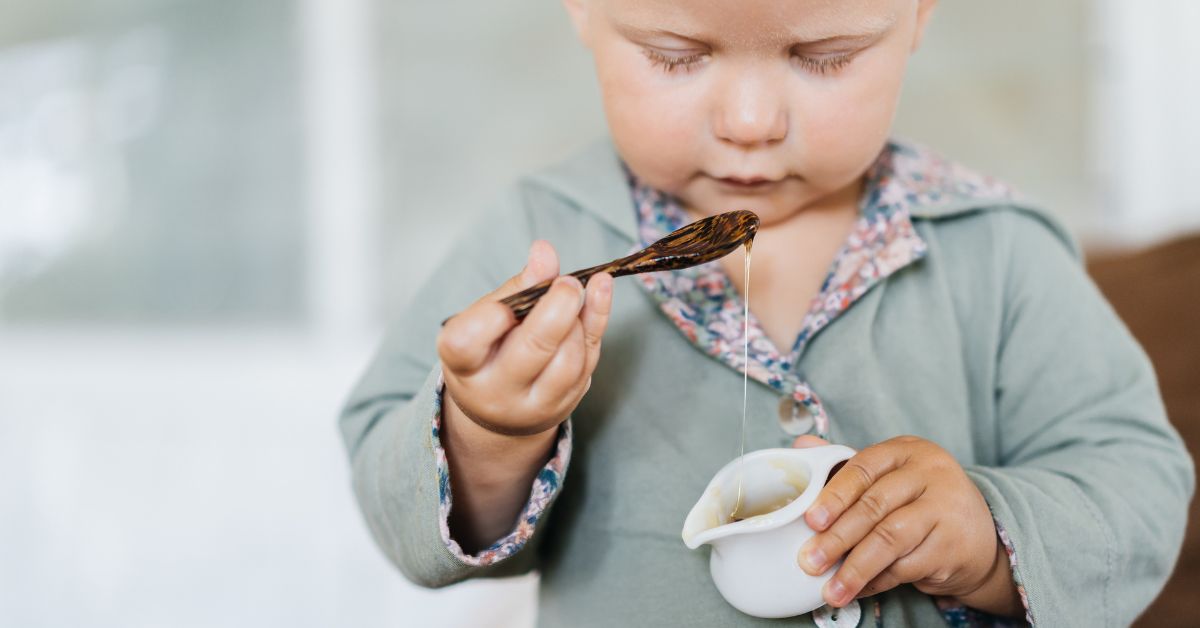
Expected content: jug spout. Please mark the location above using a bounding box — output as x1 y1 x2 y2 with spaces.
681 487 726 549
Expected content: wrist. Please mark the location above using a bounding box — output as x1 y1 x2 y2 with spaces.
955 536 1023 618
442 390 560 483
440 389 561 553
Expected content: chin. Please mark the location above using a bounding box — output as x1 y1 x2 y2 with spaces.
707 191 805 217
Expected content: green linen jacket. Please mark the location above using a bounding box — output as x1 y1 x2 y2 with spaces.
340 139 1193 627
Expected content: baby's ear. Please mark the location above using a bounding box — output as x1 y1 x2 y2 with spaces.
561 0 592 48
911 0 938 52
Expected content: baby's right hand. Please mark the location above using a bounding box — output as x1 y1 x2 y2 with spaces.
437 240 613 437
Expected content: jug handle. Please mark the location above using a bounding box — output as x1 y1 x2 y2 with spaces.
804 445 857 492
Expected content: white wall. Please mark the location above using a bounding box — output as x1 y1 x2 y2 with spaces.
0 330 537 628
1091 0 1200 246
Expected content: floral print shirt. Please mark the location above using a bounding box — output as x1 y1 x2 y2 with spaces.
431 140 1034 627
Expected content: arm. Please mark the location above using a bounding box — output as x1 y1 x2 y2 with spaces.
339 191 611 585
795 209 1192 625
962 210 1194 626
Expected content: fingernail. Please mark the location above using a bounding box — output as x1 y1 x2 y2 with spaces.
801 546 826 573
826 579 847 605
810 505 829 528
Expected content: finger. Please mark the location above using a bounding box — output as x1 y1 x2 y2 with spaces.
854 549 916 605
495 275 587 382
580 272 613 375
798 468 926 576
805 440 912 532
486 239 561 302
857 566 904 601
791 435 830 448
438 300 518 375
529 320 588 408
858 527 942 598
822 504 936 608
439 241 558 369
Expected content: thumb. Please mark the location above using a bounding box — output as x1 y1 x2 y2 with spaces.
488 240 561 301
791 435 830 449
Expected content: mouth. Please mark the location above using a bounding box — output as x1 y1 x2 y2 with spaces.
714 175 784 192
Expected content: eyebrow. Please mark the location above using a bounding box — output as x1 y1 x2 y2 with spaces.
611 14 897 48
611 22 707 46
796 11 901 44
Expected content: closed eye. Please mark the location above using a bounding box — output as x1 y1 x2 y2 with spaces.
792 53 855 75
641 48 708 74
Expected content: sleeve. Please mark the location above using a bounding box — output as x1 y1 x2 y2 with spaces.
338 186 574 587
961 210 1195 627
430 370 572 566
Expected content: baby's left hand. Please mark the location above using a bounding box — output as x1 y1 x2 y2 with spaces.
795 435 1013 612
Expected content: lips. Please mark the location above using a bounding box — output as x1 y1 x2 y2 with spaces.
715 175 784 191
721 176 771 185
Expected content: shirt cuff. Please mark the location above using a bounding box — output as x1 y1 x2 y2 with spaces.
430 372 573 566
994 517 1034 625
933 517 1034 627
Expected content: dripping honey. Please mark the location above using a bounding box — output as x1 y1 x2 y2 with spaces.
729 239 752 522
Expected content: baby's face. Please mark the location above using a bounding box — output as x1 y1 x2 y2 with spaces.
564 0 935 225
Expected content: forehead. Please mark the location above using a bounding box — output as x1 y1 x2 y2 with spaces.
600 0 905 45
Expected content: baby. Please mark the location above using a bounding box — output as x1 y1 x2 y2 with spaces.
340 1 1194 626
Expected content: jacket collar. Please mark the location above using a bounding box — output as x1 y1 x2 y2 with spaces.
524 138 639 243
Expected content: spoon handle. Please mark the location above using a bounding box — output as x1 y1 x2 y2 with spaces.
499 259 628 321
457 210 757 323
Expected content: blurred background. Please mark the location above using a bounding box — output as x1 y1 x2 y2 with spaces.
1 1 1197 627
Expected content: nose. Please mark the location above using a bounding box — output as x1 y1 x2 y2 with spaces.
712 73 788 147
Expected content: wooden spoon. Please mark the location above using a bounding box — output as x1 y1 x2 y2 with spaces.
501 209 759 320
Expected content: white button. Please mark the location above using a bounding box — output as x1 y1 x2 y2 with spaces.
777 396 815 435
813 600 862 627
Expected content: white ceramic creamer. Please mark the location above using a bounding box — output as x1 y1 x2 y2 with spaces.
682 445 857 618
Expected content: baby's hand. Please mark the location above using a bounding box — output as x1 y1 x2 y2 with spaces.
437 240 613 437
792 435 1019 615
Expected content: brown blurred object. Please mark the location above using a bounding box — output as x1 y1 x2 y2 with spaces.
1088 233 1200 626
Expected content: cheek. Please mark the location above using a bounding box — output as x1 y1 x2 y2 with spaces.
605 81 694 148
594 50 703 185
795 53 909 181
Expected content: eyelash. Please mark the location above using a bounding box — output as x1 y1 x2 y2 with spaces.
792 54 854 75
641 48 707 73
641 48 855 76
